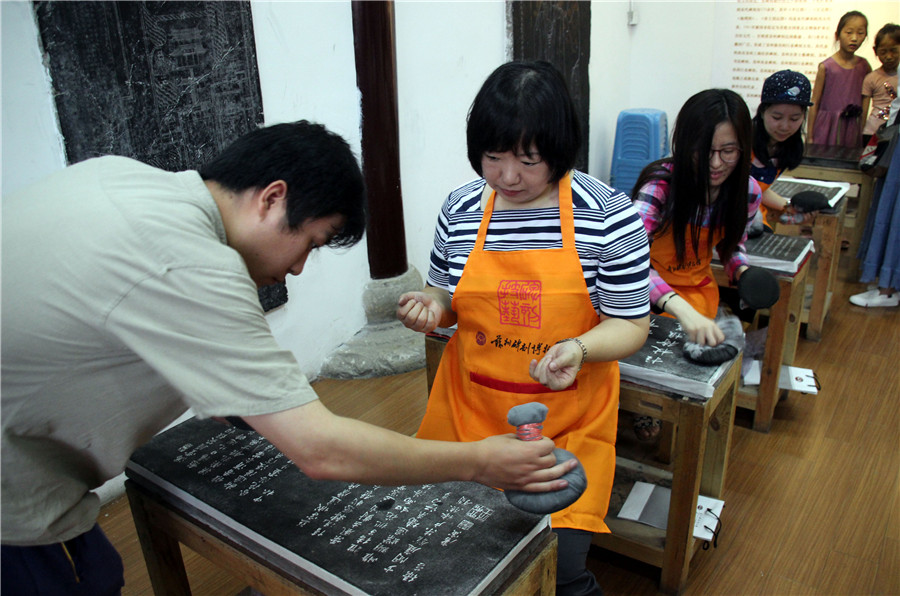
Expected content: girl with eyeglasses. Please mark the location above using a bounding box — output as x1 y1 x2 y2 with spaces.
629 89 760 441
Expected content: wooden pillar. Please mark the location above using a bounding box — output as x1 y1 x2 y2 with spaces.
352 0 408 280
509 1 591 173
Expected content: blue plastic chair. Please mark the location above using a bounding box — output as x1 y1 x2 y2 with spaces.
609 108 669 197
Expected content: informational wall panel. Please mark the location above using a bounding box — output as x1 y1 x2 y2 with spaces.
728 0 832 111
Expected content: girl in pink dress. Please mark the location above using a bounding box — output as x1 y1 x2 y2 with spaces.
808 11 872 148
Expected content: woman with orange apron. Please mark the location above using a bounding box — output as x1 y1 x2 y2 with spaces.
398 62 650 596
419 175 618 526
629 89 762 442
416 174 643 596
647 222 725 320
631 90 761 345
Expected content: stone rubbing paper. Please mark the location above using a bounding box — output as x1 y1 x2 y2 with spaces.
618 314 734 400
126 417 548 596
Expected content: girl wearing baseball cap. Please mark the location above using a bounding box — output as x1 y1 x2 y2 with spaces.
751 70 815 229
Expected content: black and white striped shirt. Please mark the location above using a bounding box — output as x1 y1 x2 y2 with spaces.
427 171 650 319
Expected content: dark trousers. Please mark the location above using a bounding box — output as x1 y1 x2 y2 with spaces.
2 524 124 596
555 527 602 596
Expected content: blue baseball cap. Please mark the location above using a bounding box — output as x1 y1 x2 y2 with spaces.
760 70 813 106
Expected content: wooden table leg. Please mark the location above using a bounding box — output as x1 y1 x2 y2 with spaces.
700 362 739 498
755 276 790 433
754 262 807 432
125 480 192 596
805 208 841 341
659 402 707 594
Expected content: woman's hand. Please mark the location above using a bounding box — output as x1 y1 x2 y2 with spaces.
397 291 445 333
666 295 724 346
784 204 816 225
678 310 724 346
528 340 582 391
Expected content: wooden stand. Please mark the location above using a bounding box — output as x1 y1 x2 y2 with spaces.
713 253 810 432
774 197 846 341
126 479 557 596
787 143 875 281
596 355 740 595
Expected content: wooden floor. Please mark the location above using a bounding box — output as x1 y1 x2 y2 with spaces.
100 258 899 595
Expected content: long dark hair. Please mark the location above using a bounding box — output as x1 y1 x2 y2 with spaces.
632 89 752 265
752 104 806 172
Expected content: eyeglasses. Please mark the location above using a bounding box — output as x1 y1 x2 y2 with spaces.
709 147 741 164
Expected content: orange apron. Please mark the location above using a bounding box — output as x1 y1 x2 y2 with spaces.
751 151 781 228
649 224 724 318
417 174 618 533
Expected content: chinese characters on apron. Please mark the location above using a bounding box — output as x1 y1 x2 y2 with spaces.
417 174 617 533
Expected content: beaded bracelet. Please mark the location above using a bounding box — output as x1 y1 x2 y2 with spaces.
556 337 587 370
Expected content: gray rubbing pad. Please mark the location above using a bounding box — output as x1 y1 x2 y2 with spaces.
683 310 745 365
504 402 588 514
790 190 830 213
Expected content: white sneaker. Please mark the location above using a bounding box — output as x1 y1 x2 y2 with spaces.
849 289 900 307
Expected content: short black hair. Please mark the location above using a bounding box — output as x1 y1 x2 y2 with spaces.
199 120 366 248
466 60 581 183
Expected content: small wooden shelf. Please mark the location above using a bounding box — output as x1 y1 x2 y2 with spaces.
596 355 742 594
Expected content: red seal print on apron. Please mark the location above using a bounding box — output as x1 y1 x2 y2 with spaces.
498 280 542 328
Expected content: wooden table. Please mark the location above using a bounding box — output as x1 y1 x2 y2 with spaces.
787 143 874 279
775 197 846 341
125 418 558 596
597 354 741 594
712 251 810 432
424 330 740 595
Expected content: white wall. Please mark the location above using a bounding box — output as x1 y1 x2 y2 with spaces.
249 1 370 373
395 0 508 283
0 1 66 196
587 1 719 184
3 0 898 380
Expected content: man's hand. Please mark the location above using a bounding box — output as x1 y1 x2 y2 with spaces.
472 435 577 492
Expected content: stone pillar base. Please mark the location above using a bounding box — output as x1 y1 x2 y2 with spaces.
319 266 426 379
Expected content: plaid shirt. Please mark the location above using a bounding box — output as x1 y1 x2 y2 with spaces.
632 167 762 305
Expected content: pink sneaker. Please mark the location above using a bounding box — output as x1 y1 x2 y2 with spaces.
849 289 899 307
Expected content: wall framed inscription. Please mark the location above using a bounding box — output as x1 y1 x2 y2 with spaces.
34 1 287 311
126 418 550 595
